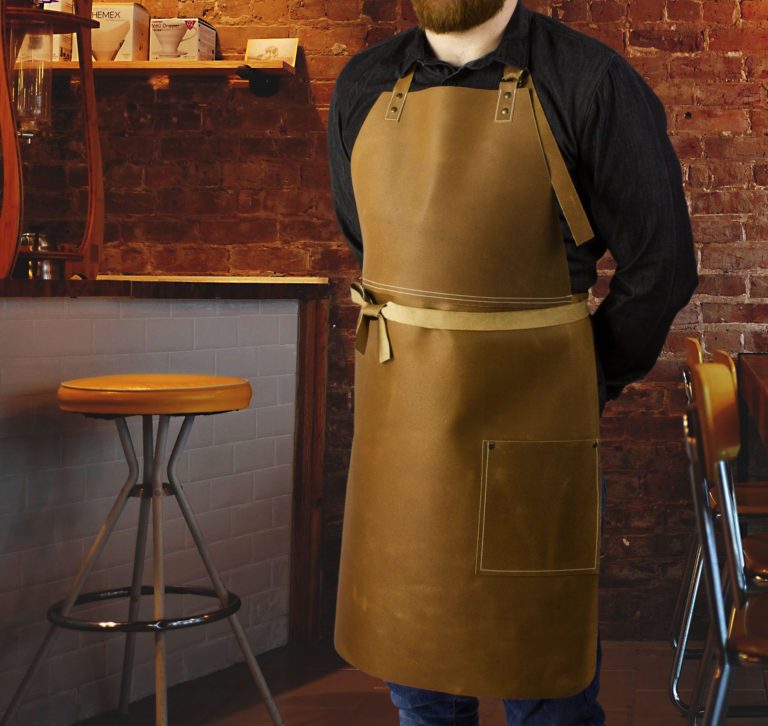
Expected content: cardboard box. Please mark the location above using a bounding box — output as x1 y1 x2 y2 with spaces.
73 3 150 62
45 0 73 61
149 18 216 61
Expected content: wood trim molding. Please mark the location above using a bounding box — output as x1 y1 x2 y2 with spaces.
289 296 329 642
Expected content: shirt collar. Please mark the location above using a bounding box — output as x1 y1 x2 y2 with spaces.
397 0 532 76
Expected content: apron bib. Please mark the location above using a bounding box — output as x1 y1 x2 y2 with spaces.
334 62 602 699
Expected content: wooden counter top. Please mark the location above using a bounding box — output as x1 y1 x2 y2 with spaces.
0 275 331 300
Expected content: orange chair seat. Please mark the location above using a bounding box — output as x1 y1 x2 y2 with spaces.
728 593 768 665
709 482 768 518
58 374 252 415
744 532 768 581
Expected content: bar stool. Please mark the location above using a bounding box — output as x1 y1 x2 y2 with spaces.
1 374 284 726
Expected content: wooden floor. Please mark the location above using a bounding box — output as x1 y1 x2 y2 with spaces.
79 638 768 725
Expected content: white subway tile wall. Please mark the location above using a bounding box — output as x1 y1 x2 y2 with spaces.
0 297 298 725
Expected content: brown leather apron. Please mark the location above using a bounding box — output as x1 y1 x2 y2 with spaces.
334 62 602 699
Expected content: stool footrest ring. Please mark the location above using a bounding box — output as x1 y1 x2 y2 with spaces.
47 585 241 633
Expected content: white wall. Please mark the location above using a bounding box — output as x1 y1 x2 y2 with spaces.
0 295 297 725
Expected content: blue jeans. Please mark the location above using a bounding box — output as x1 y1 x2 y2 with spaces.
385 475 608 726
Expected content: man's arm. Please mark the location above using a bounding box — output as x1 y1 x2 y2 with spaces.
328 77 364 268
576 53 698 402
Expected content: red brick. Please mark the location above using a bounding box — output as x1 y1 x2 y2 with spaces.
702 302 768 323
710 27 768 52
745 330 768 351
689 190 768 215
310 80 336 105
690 215 743 244
305 54 353 78
672 304 699 326
670 133 703 159
629 0 665 21
746 55 768 79
702 0 738 23
579 24 624 52
755 164 768 186
667 0 702 21
289 0 325 20
702 244 768 271
106 191 157 215
280 217 341 242
750 277 768 298
222 160 300 189
688 161 709 188
694 273 746 297
590 0 626 22
744 218 768 241
228 243 308 273
651 80 695 105
300 162 331 187
701 328 743 353
674 108 749 134
199 218 280 245
262 188 323 215
750 109 768 134
366 26 398 46
603 384 667 414
627 54 669 82
363 0 396 21
694 82 767 107
217 25 292 55
704 135 768 160
104 163 144 189
629 28 703 52
741 0 768 19
553 0 589 22
67 164 90 188
707 161 754 189
299 25 368 54
627 416 683 441
669 54 743 81
326 0 362 21
157 190 237 215
151 244 231 274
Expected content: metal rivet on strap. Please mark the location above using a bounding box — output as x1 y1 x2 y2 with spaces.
390 106 398 113
500 107 509 115
395 92 403 98
504 91 511 99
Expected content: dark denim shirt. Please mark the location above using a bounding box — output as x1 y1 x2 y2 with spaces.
327 0 698 407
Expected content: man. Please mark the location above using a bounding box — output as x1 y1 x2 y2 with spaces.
327 0 698 723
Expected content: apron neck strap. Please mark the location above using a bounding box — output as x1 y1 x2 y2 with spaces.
385 61 417 122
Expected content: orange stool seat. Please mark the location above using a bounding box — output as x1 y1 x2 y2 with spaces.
58 373 252 415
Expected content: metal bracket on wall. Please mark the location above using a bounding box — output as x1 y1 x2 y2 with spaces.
236 65 281 97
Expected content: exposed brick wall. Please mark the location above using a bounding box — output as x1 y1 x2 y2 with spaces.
28 0 765 641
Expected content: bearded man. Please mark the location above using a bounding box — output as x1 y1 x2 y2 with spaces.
327 1 697 723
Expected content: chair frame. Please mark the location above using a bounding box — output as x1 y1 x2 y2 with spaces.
684 364 768 725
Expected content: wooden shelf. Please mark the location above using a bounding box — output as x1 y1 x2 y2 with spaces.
51 60 294 76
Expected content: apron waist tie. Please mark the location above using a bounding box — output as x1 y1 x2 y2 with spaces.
351 282 590 364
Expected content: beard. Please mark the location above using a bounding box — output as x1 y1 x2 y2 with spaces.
411 0 507 33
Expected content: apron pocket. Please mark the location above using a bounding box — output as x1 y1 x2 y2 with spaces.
475 438 600 576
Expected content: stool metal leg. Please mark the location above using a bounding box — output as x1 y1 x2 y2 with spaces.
118 416 154 714
167 415 284 726
0 418 139 726
152 415 171 726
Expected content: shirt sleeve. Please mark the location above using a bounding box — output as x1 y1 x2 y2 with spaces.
576 54 698 401
328 77 364 268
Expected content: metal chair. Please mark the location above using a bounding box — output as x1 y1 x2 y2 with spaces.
683 362 768 725
0 374 284 726
669 342 768 715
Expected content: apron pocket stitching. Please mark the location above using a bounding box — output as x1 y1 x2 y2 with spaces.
475 438 600 576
